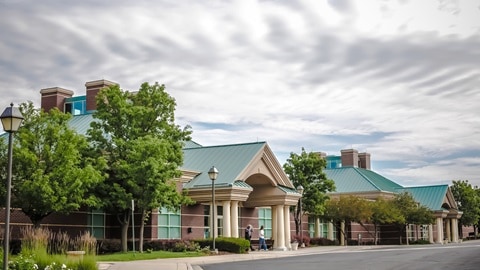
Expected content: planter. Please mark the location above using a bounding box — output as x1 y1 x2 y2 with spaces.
291 242 298 251
66 250 85 260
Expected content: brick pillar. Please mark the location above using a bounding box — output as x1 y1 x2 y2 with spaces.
85 79 118 111
40 87 74 112
341 149 359 167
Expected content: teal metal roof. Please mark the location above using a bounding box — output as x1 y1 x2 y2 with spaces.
233 180 253 189
278 185 299 194
182 142 266 189
184 140 202 148
65 95 86 102
325 166 403 193
68 114 94 135
68 115 202 149
396 185 448 211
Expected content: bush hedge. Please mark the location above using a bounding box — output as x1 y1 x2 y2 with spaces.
195 237 250 254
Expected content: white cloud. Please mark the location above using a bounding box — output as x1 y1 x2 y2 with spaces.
0 0 479 187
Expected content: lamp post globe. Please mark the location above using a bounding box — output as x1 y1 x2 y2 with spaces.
1 103 24 270
208 166 218 252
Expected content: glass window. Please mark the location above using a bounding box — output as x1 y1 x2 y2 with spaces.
204 205 210 238
420 225 429 240
64 101 86 115
258 207 272 238
408 224 415 241
203 204 223 238
158 207 181 239
88 209 105 239
308 216 315 238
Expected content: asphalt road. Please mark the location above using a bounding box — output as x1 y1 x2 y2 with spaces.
199 242 480 270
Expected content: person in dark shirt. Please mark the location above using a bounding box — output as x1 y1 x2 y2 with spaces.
245 224 254 251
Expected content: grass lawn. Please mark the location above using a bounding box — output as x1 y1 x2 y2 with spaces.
96 250 208 262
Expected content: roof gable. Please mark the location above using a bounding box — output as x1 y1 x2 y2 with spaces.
181 142 266 189
397 185 450 211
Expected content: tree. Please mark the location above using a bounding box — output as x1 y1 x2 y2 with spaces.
451 180 480 239
8 102 104 227
369 198 404 245
283 148 335 238
391 192 434 244
323 196 371 245
87 82 192 252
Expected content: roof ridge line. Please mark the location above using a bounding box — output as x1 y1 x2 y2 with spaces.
401 184 449 189
184 141 266 150
353 167 382 191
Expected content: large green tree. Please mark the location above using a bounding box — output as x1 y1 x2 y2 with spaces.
87 82 192 252
392 192 434 244
323 195 372 245
451 180 480 238
7 102 104 227
369 198 404 245
283 148 335 238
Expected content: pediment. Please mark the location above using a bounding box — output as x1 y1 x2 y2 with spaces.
237 143 293 188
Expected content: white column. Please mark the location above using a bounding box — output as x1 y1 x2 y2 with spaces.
328 222 334 241
451 219 458 243
315 218 321 238
222 201 231 237
429 224 434 243
272 206 277 248
436 217 443 244
446 219 451 242
284 206 291 250
231 201 239 238
275 205 286 250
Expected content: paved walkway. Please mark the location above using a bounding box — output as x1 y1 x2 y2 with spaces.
97 245 385 270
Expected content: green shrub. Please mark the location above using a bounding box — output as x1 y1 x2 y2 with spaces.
142 240 178 252
171 241 201 252
97 239 122 254
309 237 338 246
8 254 38 270
194 237 250 254
409 239 430 245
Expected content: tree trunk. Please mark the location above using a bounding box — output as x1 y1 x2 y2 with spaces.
458 221 463 240
405 224 409 245
294 201 301 237
117 211 131 252
139 210 147 253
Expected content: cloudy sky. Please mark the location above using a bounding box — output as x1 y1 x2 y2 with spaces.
1 0 479 187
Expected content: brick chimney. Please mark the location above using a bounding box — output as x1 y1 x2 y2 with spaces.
340 149 359 167
85 79 117 111
358 152 371 170
40 87 74 113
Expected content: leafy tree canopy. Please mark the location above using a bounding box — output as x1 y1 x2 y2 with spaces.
283 148 335 235
9 102 105 226
87 82 192 251
451 180 480 227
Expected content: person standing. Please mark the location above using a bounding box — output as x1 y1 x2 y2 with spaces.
259 225 267 251
245 224 254 251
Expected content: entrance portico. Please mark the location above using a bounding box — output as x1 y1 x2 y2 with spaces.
183 142 301 250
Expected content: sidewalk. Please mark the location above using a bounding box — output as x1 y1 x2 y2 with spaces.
97 245 380 270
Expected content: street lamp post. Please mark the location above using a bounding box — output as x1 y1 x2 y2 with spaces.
1 103 24 270
296 185 304 248
208 166 219 252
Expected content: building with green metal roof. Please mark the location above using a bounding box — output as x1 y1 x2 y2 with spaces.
319 148 462 245
27 79 301 251
2 79 465 250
